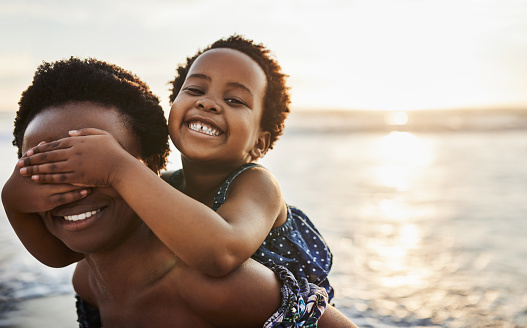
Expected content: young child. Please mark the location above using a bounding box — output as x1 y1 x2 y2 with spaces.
17 36 334 299
3 57 359 327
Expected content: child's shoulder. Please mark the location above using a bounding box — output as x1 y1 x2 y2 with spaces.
230 164 280 190
213 163 284 215
224 164 283 204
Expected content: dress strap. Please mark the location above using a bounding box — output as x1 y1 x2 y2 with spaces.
212 163 261 211
166 169 184 190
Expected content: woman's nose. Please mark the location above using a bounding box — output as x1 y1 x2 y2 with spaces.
196 97 222 113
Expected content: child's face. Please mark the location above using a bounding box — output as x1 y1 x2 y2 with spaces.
169 48 269 167
22 101 145 253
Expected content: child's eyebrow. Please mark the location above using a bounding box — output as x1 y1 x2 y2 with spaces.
187 73 210 82
187 73 254 97
227 82 253 98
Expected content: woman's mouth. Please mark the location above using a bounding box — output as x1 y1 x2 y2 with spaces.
62 209 102 222
52 206 106 232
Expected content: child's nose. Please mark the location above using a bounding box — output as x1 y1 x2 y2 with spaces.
195 97 222 113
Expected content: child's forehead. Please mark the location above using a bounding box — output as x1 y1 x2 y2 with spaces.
191 48 263 76
188 48 267 94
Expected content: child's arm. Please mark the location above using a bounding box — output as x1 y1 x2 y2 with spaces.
18 129 283 277
2 165 85 267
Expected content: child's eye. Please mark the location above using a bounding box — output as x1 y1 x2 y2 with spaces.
182 86 204 95
225 98 247 107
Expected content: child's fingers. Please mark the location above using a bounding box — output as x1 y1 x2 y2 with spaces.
31 173 75 184
49 188 90 207
21 142 44 157
18 149 69 168
22 138 73 158
69 128 108 136
19 161 70 176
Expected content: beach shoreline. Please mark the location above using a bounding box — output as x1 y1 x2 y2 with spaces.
2 294 77 328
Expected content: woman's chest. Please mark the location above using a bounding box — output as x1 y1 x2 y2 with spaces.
97 287 215 328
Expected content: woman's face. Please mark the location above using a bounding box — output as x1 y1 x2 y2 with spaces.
22 101 145 253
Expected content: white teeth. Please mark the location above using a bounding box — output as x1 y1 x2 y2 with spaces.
189 122 220 136
64 209 100 222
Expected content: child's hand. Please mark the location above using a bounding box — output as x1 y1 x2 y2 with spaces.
18 128 128 187
4 164 90 214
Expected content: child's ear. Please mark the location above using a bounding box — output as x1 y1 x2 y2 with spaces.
250 131 271 160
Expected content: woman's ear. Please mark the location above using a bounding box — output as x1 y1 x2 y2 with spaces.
250 131 271 160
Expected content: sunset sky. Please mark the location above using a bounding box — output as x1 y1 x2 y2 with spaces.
1 0 527 112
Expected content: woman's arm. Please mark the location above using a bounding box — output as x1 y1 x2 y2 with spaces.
2 165 84 267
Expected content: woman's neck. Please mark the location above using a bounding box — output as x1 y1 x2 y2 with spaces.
83 225 177 300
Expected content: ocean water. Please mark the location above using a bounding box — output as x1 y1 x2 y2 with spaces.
0 110 526 327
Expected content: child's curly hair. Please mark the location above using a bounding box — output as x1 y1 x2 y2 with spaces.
14 57 170 171
169 35 291 151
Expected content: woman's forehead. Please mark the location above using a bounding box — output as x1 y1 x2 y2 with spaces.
22 102 140 156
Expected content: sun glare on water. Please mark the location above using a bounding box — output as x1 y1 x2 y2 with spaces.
358 131 439 289
373 131 435 192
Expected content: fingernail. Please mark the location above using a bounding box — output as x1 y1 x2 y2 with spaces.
80 190 88 196
26 149 33 156
69 130 79 135
19 167 27 174
17 159 25 167
31 175 39 181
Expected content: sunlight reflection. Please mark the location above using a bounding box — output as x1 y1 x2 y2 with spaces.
366 222 429 288
361 132 438 289
379 132 434 166
379 198 409 220
372 132 435 191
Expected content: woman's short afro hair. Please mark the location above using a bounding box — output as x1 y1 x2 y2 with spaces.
14 57 169 170
169 35 291 151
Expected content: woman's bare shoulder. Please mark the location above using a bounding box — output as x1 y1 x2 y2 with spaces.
72 260 97 306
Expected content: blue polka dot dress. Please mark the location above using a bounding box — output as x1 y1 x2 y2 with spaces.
168 163 334 300
251 205 334 301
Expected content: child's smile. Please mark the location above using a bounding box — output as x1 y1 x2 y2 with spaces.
187 119 224 137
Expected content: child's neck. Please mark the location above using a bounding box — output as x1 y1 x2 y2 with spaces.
179 158 251 206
